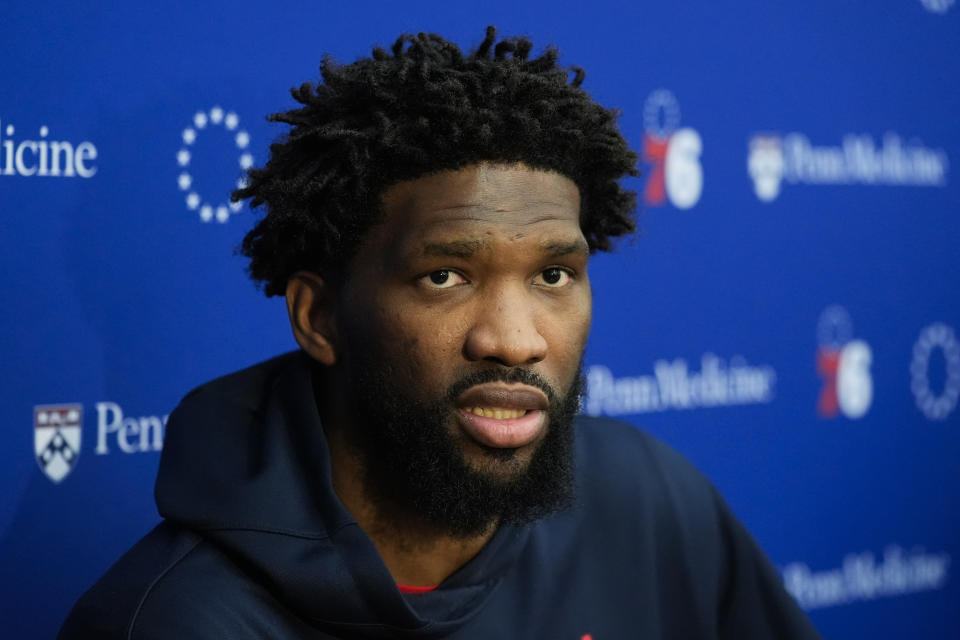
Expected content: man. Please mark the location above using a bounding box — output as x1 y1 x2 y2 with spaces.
60 27 821 639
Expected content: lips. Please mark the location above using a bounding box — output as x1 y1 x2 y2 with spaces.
455 384 549 449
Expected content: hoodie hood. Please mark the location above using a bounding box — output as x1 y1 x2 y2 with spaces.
154 351 530 638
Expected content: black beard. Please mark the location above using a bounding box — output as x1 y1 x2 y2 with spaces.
336 360 583 539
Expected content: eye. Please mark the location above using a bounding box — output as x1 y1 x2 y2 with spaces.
420 269 467 289
535 267 573 287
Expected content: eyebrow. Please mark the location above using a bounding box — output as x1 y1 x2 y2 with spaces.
421 240 486 258
418 238 590 259
541 239 590 257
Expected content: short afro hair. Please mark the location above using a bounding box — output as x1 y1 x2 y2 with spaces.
234 26 639 296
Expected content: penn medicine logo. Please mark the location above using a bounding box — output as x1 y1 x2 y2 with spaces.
816 306 873 419
0 119 98 178
641 89 703 210
177 106 252 223
783 544 950 611
920 0 954 13
34 405 83 483
584 353 776 416
33 402 167 483
747 132 948 202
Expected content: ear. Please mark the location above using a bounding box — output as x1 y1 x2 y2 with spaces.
286 271 338 366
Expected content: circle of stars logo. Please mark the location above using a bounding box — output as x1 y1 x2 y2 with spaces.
911 322 960 420
177 106 252 223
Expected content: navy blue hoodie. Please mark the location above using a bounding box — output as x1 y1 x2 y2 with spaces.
59 352 821 639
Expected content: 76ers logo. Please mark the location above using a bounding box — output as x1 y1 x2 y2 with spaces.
642 89 703 210
35 404 82 483
816 307 873 419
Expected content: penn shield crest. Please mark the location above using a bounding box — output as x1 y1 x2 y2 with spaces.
34 404 82 483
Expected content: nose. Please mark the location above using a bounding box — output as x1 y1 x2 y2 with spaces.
463 287 548 367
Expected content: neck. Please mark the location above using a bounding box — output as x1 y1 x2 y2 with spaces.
323 426 497 587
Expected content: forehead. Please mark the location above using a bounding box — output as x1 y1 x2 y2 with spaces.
377 163 582 242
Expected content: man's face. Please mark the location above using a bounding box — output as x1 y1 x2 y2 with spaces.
330 162 591 535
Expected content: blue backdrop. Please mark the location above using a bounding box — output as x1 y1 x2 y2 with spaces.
2 2 958 638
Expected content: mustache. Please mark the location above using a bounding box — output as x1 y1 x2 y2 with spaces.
444 368 559 407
